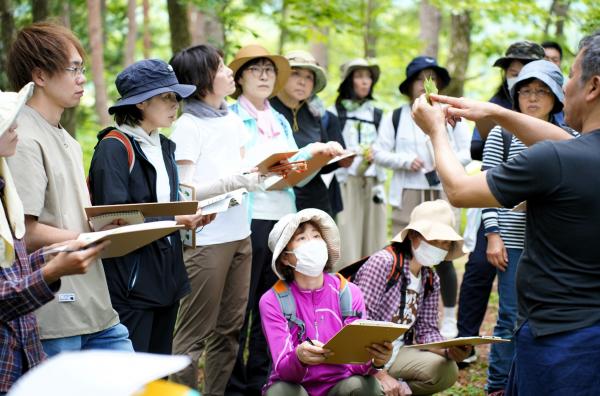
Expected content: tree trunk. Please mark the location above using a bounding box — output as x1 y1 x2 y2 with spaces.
445 11 471 98
0 0 15 90
189 6 204 45
278 0 289 54
58 1 77 137
167 0 191 54
125 0 137 67
142 0 150 58
419 0 441 58
310 29 329 71
363 0 377 58
87 0 110 126
553 0 570 38
189 7 224 48
31 0 49 22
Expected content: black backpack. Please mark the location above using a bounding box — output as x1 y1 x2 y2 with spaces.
335 102 383 134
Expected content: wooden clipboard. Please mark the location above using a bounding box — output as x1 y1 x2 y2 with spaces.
77 221 184 259
406 336 510 350
255 151 298 174
85 201 198 218
266 152 356 191
322 320 410 364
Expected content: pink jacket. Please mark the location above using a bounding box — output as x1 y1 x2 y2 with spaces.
259 273 377 396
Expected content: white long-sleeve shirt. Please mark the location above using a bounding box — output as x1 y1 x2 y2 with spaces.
372 105 471 208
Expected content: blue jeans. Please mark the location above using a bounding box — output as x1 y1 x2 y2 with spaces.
42 323 133 357
506 321 600 396
487 248 521 392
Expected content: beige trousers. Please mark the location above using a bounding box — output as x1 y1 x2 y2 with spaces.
335 175 388 270
265 375 384 396
388 346 458 395
169 237 252 396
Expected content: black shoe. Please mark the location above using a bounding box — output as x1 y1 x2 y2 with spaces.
457 348 477 369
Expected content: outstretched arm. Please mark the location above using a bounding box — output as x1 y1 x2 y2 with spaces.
432 93 574 146
411 95 501 208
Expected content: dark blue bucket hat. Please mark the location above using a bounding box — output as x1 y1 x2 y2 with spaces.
399 56 451 96
510 59 564 113
108 59 196 114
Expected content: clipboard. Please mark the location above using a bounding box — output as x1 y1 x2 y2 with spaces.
266 152 357 191
322 320 410 364
85 201 198 218
77 220 184 258
179 184 196 248
406 336 510 350
255 151 298 174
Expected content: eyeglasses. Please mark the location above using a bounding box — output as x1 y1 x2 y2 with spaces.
246 65 276 78
518 88 552 98
65 65 86 78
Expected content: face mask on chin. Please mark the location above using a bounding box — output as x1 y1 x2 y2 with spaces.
506 77 518 90
412 239 448 267
285 238 329 277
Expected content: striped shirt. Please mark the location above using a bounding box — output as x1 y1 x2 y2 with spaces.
482 126 527 249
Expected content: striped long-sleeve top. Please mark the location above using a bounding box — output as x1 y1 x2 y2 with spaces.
482 126 527 249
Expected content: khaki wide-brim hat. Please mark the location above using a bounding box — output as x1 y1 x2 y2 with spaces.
284 50 327 94
229 44 291 99
339 58 380 86
392 200 466 261
0 82 34 137
268 209 340 280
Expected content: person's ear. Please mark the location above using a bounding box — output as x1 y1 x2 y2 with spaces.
280 252 296 267
585 75 600 102
136 101 147 111
31 67 47 87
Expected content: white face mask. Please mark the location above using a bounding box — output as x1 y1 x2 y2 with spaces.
285 238 329 277
506 77 518 90
412 240 448 267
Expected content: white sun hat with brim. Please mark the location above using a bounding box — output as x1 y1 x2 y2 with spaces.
0 82 34 137
268 208 340 280
391 200 466 261
284 50 327 94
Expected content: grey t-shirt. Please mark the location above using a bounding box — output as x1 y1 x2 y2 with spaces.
7 105 118 339
486 130 600 337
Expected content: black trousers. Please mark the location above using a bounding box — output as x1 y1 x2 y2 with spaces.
116 301 179 354
457 223 496 337
226 219 278 396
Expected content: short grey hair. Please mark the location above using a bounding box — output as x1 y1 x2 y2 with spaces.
578 30 600 83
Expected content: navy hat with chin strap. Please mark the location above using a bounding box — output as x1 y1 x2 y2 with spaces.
108 59 196 114
399 56 451 96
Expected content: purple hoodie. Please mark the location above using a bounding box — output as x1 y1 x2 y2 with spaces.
259 273 377 396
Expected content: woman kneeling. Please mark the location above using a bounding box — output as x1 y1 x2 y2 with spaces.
260 209 392 396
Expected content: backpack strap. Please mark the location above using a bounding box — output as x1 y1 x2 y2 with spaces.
102 129 135 173
334 273 362 319
335 102 347 132
384 245 404 292
373 107 383 130
500 128 512 163
391 107 402 142
272 280 306 343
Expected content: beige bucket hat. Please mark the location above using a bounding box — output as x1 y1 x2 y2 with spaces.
268 208 340 280
284 50 327 94
339 58 380 85
0 82 34 137
392 200 466 261
229 44 291 99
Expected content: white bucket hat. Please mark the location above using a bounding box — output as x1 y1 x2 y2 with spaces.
392 200 466 261
268 208 340 280
0 82 34 137
284 50 327 94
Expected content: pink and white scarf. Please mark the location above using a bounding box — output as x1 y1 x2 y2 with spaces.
239 94 282 139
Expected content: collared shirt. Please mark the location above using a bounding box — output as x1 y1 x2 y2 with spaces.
0 238 58 392
353 248 443 345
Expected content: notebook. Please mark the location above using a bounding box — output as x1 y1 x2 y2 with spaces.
322 320 410 365
406 336 510 350
198 188 248 215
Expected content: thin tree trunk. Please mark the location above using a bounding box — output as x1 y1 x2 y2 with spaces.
167 0 191 54
0 0 15 90
204 10 224 47
419 0 441 58
445 11 471 98
31 0 49 22
278 0 289 54
142 0 150 58
87 0 110 126
364 0 377 58
125 0 137 67
553 0 570 38
310 29 329 71
58 1 78 137
189 6 204 45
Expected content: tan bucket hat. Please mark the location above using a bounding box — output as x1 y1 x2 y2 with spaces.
284 50 327 94
392 200 466 261
339 58 380 85
268 208 340 280
0 82 34 137
228 44 291 99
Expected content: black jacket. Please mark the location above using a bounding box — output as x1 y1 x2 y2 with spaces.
88 127 190 309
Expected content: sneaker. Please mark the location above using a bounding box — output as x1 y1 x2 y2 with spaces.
457 348 477 369
440 316 458 339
